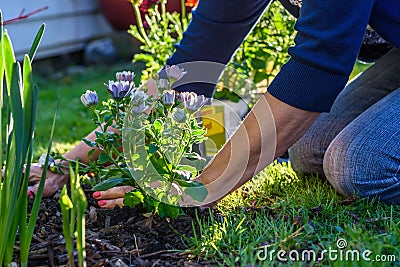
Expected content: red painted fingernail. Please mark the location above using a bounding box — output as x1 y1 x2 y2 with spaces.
93 192 101 198
98 200 107 206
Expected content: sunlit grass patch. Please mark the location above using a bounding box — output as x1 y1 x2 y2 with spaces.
186 162 400 266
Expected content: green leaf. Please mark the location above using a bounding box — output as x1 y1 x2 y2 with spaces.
58 186 73 260
22 54 35 152
251 57 266 69
213 90 227 99
60 193 73 209
0 23 4 109
91 177 131 191
158 202 180 219
253 71 267 84
95 130 104 138
184 152 206 161
175 180 209 202
97 153 110 164
82 138 96 147
143 196 157 213
28 24 45 62
172 169 192 180
192 129 206 136
123 190 144 207
174 179 204 188
148 143 158 154
153 119 163 134
184 186 208 202
3 31 16 91
87 148 95 158
149 154 170 175
227 92 240 103
177 165 198 176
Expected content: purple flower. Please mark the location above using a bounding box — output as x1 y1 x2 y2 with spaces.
131 90 148 105
39 154 55 168
116 71 135 82
165 65 187 83
131 102 148 114
157 78 170 91
80 90 98 107
179 92 208 112
161 90 175 105
104 80 134 100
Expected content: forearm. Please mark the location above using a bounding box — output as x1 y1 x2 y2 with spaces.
198 93 319 202
62 125 120 166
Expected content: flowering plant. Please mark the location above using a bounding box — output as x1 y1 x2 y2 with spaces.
45 65 208 218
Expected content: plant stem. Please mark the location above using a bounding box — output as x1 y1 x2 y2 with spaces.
180 0 186 23
132 2 151 47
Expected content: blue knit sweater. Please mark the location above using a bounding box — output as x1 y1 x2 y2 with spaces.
166 0 400 112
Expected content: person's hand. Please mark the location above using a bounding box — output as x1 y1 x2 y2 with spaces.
92 185 219 210
92 186 134 209
27 163 70 198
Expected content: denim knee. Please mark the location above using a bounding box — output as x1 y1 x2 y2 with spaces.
289 137 325 177
323 129 400 205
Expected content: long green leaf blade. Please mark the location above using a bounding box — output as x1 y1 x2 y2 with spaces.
0 11 4 109
22 54 35 153
28 24 45 62
2 31 16 92
26 96 60 243
19 54 38 264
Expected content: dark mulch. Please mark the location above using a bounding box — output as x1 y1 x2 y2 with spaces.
13 189 212 267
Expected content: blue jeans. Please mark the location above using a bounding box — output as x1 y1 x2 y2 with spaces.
289 48 400 204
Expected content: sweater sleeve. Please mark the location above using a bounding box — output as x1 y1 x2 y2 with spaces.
165 0 271 97
267 0 375 112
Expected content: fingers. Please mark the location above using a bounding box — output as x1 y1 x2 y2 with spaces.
97 198 125 209
27 175 65 198
28 166 69 198
92 185 134 209
93 185 134 200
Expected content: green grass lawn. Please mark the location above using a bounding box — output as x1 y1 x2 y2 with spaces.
32 61 144 158
32 59 399 266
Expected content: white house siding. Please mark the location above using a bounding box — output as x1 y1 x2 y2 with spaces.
2 0 113 60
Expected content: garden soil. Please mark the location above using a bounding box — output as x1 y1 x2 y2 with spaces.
14 187 211 267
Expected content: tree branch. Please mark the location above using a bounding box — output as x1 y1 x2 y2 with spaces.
2 6 48 25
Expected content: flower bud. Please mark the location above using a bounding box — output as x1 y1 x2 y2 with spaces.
158 78 170 91
181 92 208 112
80 90 98 107
131 90 148 105
116 71 135 82
161 90 176 105
165 65 187 83
39 154 55 168
131 102 148 114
